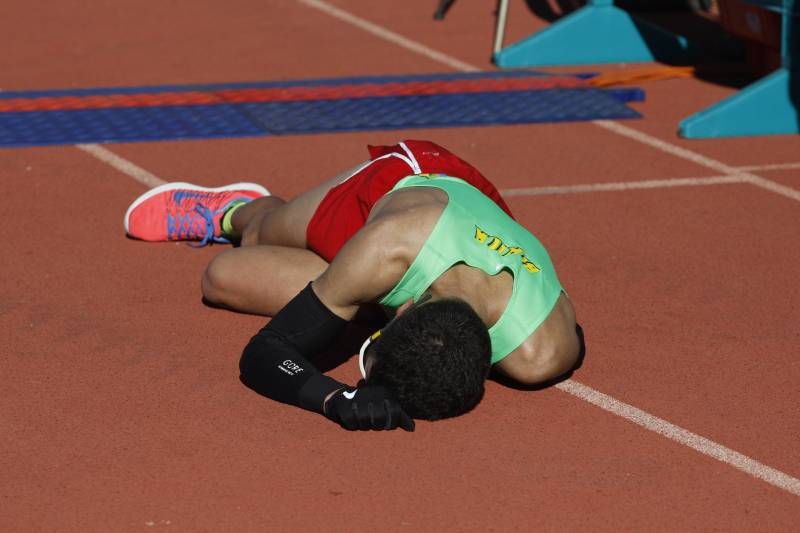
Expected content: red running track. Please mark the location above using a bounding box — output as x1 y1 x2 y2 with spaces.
1 1 799 531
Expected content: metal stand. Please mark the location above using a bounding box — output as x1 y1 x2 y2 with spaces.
493 0 510 56
434 0 456 20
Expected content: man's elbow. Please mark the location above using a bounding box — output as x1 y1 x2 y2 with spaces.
239 335 268 387
239 347 255 380
511 341 582 386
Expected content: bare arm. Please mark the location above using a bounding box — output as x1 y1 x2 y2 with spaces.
312 217 410 319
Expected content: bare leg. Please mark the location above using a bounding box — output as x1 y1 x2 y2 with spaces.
202 245 328 316
236 161 369 248
230 196 287 238
202 161 369 315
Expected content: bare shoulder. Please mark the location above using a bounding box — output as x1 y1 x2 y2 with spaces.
368 185 449 224
312 197 442 320
494 293 582 385
360 186 449 259
313 186 448 319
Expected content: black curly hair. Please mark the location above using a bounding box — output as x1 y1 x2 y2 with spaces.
366 297 492 420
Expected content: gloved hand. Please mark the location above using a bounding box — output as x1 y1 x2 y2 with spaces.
324 384 415 432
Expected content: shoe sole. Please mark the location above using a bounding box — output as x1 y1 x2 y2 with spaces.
123 182 271 235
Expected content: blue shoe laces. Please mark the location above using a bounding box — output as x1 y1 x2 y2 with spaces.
167 203 229 246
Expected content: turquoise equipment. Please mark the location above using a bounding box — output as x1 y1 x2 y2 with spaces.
493 0 694 67
679 0 799 138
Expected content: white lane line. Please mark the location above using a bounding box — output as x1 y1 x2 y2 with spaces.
557 380 800 497
76 144 166 188
738 173 800 202
592 120 745 175
592 121 800 203
739 162 800 172
500 175 743 197
295 0 480 73
300 0 800 496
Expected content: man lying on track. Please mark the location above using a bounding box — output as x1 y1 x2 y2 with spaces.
124 140 583 432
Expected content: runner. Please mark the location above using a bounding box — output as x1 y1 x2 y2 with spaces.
125 140 583 431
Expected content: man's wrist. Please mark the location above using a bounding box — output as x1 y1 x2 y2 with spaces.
297 374 347 414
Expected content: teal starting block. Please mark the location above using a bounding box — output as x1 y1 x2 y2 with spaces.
493 0 694 67
679 0 799 138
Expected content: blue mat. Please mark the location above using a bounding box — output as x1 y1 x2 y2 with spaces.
240 90 640 134
0 73 643 147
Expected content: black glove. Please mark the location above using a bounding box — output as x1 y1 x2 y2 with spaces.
324 384 415 432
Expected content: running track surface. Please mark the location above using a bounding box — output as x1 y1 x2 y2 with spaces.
2 1 799 531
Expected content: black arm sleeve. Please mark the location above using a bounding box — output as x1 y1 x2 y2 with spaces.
239 283 348 413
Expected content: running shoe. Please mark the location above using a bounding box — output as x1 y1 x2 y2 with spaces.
124 182 270 245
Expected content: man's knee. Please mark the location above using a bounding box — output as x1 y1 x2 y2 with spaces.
201 252 237 307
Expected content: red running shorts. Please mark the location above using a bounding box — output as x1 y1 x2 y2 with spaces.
305 140 513 262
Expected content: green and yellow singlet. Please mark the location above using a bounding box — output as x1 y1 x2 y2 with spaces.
378 174 563 363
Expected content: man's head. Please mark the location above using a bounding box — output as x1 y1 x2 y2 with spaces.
363 297 491 421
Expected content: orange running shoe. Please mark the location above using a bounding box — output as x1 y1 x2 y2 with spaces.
124 182 269 245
